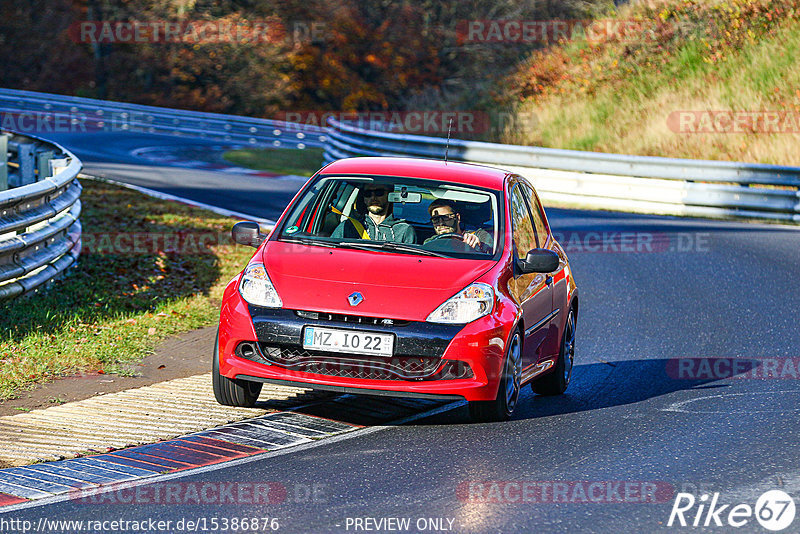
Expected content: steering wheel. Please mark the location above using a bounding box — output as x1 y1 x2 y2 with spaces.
424 232 473 252
429 232 464 241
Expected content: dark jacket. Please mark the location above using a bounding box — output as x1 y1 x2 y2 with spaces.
332 214 417 243
423 228 493 252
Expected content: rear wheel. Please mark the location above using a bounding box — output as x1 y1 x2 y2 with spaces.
469 329 522 423
531 307 575 396
212 332 262 407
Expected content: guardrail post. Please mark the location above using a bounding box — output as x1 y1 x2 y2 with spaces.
49 158 69 177
0 134 7 191
36 150 54 181
17 143 36 185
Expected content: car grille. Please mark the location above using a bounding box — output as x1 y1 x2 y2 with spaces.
260 344 438 380
294 310 410 327
240 343 472 381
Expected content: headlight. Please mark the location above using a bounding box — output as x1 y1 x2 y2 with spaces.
426 282 494 324
239 263 282 308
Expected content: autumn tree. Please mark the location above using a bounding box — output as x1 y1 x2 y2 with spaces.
0 0 622 121
0 0 93 95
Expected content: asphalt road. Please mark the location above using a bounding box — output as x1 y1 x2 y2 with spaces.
44 131 311 221
5 134 800 533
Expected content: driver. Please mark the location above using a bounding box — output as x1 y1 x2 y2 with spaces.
332 183 417 243
424 199 492 253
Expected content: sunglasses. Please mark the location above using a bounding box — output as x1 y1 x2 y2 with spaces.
430 213 457 225
364 188 390 197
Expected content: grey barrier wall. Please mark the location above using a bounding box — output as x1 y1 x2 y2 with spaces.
0 131 83 300
324 118 800 223
0 88 325 149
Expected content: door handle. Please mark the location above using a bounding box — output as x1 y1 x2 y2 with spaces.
545 275 553 286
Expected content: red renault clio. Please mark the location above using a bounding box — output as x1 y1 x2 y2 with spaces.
214 157 578 422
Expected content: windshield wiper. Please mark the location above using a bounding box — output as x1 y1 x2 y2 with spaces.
379 241 450 258
281 237 337 248
338 240 449 258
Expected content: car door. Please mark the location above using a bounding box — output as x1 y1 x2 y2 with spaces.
520 179 567 362
508 180 553 371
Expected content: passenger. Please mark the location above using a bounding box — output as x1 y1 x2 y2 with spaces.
332 183 417 243
425 199 492 253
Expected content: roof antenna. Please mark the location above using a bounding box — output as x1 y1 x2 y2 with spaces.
444 117 453 164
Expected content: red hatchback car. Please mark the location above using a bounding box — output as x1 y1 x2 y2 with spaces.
214 157 578 422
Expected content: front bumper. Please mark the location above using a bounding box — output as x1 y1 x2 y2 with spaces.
245 307 469 380
218 283 512 401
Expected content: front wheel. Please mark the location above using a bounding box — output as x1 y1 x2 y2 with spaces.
469 329 522 423
212 332 262 407
531 307 576 396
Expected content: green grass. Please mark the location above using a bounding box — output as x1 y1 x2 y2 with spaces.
502 0 800 166
0 179 254 401
223 147 325 177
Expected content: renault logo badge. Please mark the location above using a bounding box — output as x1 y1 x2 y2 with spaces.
348 292 363 307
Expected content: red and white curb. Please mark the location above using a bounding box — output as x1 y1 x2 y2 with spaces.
0 377 455 510
0 411 357 505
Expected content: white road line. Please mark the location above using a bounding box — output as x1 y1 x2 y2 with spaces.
80 173 276 227
662 389 800 413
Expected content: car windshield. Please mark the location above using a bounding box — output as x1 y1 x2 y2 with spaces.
277 175 502 259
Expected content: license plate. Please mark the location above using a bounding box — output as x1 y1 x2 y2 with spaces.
302 327 394 357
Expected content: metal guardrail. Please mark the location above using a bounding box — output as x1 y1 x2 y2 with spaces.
3 89 797 223
0 131 82 300
0 88 326 149
325 118 800 223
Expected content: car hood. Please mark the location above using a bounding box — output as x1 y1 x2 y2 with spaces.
261 241 496 322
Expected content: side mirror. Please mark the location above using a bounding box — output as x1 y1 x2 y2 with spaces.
232 221 266 248
519 248 559 274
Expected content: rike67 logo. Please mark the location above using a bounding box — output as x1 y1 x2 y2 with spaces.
668 490 796 531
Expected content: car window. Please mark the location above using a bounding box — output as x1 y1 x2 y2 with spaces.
277 175 502 259
310 180 358 236
332 182 356 213
510 183 539 258
387 186 434 223
520 181 549 246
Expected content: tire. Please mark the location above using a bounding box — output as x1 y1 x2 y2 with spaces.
531 307 576 396
212 331 262 407
469 329 522 423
